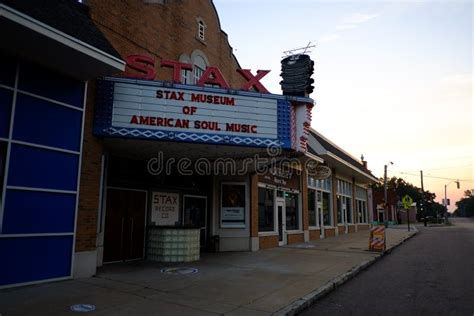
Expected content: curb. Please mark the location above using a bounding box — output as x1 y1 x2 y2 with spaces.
274 231 418 316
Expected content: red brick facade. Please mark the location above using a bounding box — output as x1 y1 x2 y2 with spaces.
76 0 246 252
287 233 304 244
309 229 321 240
259 235 279 249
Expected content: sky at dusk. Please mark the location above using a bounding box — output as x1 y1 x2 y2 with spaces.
214 0 473 211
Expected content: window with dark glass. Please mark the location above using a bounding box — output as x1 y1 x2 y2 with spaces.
322 191 331 226
285 192 299 230
308 189 316 227
357 200 367 223
258 188 274 232
346 197 353 223
0 142 6 206
337 195 343 224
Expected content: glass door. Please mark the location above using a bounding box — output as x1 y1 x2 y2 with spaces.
342 196 348 233
183 195 207 247
317 191 324 238
276 199 286 246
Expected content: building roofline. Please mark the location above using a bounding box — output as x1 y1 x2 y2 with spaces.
0 3 125 72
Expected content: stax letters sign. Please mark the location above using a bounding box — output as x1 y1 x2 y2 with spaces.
124 55 271 93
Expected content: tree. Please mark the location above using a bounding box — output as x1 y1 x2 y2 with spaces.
454 189 474 217
371 176 437 219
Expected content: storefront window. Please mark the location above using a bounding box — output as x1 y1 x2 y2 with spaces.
258 188 274 232
356 187 368 224
337 195 343 224
357 200 368 223
346 197 353 223
285 192 299 230
308 177 332 226
308 189 316 227
221 183 246 227
337 179 353 225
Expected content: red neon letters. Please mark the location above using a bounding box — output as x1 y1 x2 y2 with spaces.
124 55 270 93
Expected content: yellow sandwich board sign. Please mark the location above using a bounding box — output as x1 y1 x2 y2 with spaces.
369 225 386 252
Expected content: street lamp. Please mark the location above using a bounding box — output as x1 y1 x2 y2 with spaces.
444 180 460 222
383 161 394 225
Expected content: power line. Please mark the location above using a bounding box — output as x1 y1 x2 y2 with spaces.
398 172 472 182
396 164 474 173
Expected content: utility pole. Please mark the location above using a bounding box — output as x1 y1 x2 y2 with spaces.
384 164 388 225
420 170 424 192
420 170 425 218
383 162 393 226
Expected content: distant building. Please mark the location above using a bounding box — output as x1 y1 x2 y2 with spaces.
372 188 398 224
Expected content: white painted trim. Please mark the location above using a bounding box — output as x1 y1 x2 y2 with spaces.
0 4 125 71
327 152 378 182
308 226 321 230
258 231 278 236
70 81 87 279
286 230 304 235
18 90 84 112
0 232 74 238
0 137 8 142
0 63 19 233
0 276 71 290
6 186 77 195
11 140 80 155
304 151 324 163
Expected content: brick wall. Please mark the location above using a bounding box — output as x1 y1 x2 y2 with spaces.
348 225 356 233
86 0 245 87
301 169 309 231
337 225 345 235
259 235 278 249
76 0 247 253
357 224 370 231
287 233 304 244
76 82 103 252
309 229 320 240
324 228 336 238
250 173 258 238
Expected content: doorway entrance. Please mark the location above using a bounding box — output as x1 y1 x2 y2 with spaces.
183 195 208 248
103 188 147 263
316 191 325 238
277 198 286 246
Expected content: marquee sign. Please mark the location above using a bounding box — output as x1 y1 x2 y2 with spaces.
94 77 297 148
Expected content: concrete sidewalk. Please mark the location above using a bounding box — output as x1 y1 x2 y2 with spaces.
0 227 417 316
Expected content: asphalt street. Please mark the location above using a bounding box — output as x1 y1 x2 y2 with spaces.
301 218 474 316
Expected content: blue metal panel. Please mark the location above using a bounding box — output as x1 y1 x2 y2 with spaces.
18 62 84 108
0 236 73 286
13 94 82 151
7 144 79 191
2 189 76 234
0 88 13 138
0 54 16 87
